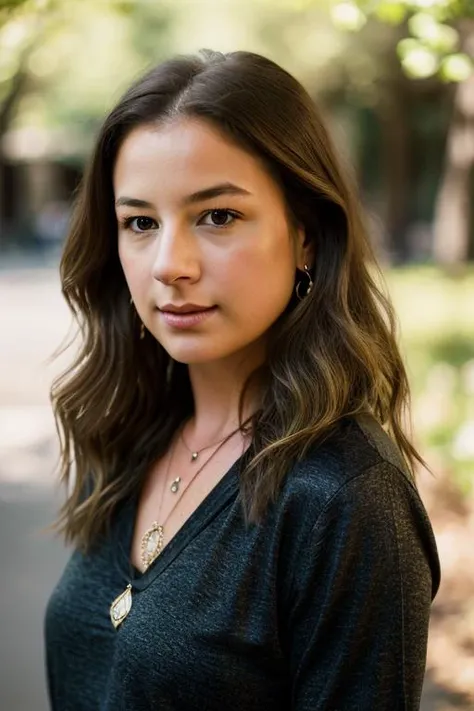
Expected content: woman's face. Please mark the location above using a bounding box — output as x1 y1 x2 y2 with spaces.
114 117 310 366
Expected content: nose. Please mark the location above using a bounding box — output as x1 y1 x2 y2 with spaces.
151 223 201 285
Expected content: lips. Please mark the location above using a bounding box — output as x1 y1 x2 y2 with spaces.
159 304 215 314
159 305 218 329
170 308 211 314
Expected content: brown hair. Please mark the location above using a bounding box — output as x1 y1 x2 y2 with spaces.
50 49 422 552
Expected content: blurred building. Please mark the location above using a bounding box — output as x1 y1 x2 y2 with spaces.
0 126 83 252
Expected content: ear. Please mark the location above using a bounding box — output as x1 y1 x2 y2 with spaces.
295 225 315 270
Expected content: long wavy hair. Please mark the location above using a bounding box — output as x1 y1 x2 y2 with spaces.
50 49 423 553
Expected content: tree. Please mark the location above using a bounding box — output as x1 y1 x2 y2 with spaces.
0 0 174 247
331 0 474 263
0 0 56 243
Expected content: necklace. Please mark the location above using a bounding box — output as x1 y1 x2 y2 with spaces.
139 426 242 571
180 422 241 463
169 421 246 494
109 422 243 629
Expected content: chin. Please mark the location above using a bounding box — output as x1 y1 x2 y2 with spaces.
159 342 233 366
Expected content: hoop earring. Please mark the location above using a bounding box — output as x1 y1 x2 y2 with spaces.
295 264 313 301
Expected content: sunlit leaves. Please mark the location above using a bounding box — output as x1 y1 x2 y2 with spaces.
440 51 473 78
373 1 408 24
398 38 440 75
409 11 459 51
331 0 367 28
0 0 54 23
330 0 473 80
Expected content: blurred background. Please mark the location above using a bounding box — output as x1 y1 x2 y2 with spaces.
0 0 473 709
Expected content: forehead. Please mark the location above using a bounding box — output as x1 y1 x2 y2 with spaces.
112 118 279 201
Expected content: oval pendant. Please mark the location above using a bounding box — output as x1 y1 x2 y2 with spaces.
110 583 132 629
140 522 164 570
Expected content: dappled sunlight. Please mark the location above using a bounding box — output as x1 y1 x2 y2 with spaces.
390 266 474 708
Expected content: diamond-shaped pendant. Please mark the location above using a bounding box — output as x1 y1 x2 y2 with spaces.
110 583 132 629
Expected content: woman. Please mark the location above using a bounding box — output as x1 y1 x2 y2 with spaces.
45 49 440 710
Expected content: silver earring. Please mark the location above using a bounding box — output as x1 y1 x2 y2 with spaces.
295 264 313 301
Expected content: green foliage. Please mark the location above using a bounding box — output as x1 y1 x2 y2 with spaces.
0 0 29 12
0 0 174 149
0 0 54 25
387 266 474 494
331 0 474 81
0 0 50 125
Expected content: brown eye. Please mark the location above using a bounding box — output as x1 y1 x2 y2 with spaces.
135 216 155 231
121 215 158 233
200 209 239 228
210 210 230 226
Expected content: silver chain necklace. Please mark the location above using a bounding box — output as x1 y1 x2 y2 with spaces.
109 423 243 629
169 422 244 494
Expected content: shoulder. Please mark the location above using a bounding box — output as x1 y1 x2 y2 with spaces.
281 413 414 516
274 414 440 598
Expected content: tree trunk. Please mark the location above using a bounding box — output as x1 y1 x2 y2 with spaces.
376 75 412 263
432 74 474 265
0 68 29 248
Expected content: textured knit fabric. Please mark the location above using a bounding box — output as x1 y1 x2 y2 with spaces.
44 414 440 711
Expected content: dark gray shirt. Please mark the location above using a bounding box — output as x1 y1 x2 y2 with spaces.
44 415 440 710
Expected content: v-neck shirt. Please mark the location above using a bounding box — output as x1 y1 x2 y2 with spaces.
44 415 440 710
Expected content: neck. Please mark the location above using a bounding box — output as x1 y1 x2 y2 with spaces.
184 350 264 445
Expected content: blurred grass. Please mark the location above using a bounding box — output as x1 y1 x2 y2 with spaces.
386 265 474 496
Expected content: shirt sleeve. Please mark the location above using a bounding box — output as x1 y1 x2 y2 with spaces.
283 462 440 711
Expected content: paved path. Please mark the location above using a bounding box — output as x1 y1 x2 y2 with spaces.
0 262 71 709
0 487 69 711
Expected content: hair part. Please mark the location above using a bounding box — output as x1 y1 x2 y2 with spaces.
49 49 424 552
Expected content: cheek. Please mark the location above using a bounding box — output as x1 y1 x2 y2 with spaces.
118 244 148 299
222 236 295 316
226 225 295 290
119 254 146 310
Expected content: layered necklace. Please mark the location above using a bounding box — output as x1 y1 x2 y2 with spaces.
109 420 245 629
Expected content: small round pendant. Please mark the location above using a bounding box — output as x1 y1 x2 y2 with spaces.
191 452 198 461
170 477 181 493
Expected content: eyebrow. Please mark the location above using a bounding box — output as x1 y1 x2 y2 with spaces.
115 182 252 209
